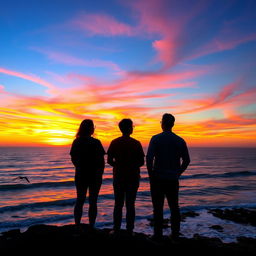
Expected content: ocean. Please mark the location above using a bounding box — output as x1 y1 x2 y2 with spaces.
1 146 256 242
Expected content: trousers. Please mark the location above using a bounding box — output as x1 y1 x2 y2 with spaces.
113 178 139 231
150 177 180 236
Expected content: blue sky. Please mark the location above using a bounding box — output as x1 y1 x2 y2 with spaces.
0 0 256 146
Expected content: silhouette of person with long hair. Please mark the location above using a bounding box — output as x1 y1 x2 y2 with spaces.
107 119 144 234
146 113 190 239
70 119 105 228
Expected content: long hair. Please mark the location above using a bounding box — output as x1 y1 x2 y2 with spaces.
76 119 94 138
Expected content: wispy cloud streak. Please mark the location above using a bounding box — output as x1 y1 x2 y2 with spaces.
71 12 135 36
0 67 56 91
32 48 122 72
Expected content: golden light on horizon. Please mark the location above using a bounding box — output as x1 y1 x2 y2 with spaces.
0 106 256 147
44 137 72 146
1 108 256 146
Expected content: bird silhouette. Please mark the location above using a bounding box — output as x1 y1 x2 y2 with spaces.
13 176 30 183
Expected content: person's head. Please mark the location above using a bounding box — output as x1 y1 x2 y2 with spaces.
119 118 133 136
76 119 95 138
161 113 175 131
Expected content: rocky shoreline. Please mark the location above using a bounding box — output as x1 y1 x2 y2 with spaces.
1 208 255 255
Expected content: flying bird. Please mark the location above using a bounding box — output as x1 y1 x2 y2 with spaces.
13 176 30 183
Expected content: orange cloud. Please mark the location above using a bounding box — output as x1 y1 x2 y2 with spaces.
0 66 194 146
0 65 255 147
176 112 256 147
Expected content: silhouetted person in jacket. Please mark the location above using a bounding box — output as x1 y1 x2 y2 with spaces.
146 113 190 239
70 119 105 227
107 119 144 234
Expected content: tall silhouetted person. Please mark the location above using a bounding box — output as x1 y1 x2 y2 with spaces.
70 119 105 227
107 119 144 234
146 113 190 239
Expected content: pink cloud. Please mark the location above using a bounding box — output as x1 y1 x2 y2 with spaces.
117 69 204 93
68 1 190 69
58 68 203 101
2 66 251 122
0 62 207 115
128 0 256 68
126 0 197 69
72 13 135 36
152 39 178 69
0 66 200 119
0 84 4 93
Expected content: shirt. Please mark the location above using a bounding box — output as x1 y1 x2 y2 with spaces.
70 136 105 178
107 136 145 182
146 131 190 180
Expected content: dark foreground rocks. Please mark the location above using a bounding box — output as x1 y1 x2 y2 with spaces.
1 224 256 256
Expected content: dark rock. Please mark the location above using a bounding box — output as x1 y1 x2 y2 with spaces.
1 229 20 238
209 225 224 232
181 211 200 221
0 224 256 255
26 224 60 234
208 208 256 226
193 234 222 244
148 217 170 228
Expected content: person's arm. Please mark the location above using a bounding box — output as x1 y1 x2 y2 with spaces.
97 140 106 174
70 139 79 167
107 142 115 167
136 142 145 168
146 137 155 178
179 141 190 176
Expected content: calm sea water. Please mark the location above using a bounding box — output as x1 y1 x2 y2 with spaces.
1 147 256 242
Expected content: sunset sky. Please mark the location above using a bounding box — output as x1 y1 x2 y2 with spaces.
0 0 256 147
